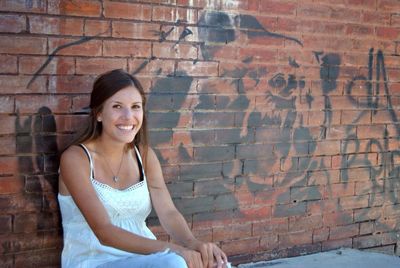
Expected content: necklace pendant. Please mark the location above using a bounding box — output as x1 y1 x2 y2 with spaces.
113 176 119 183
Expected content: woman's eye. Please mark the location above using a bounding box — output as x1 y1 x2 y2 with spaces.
113 104 122 109
132 105 141 110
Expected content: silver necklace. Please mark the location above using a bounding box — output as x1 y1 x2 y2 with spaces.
100 151 124 183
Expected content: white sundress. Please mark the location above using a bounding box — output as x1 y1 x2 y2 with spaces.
58 144 156 268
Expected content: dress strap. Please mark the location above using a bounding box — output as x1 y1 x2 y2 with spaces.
78 144 95 179
134 146 145 182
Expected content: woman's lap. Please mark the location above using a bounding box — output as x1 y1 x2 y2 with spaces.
97 250 188 268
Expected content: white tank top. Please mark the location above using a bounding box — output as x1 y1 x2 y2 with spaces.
58 144 156 268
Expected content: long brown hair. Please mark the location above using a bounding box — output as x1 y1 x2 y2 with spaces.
73 69 149 168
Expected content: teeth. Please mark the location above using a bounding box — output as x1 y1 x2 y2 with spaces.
117 125 133 130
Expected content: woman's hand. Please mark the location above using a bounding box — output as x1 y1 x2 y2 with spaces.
172 245 204 268
190 241 229 268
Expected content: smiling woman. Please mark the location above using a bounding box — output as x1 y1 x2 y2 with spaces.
58 69 230 268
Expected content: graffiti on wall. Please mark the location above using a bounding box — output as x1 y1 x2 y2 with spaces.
21 8 400 236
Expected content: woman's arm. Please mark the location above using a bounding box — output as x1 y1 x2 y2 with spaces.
145 148 228 268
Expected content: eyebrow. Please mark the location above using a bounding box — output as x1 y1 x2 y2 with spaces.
112 101 142 104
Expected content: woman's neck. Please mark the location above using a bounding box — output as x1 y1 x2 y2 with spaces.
91 137 128 157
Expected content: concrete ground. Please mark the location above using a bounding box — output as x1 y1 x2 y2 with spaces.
236 248 400 268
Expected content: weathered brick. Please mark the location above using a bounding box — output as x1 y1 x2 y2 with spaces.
279 230 313 247
103 40 151 57
103 1 151 20
48 37 102 56
29 15 83 36
193 145 235 162
0 36 46 55
152 5 197 24
0 0 46 13
153 43 198 60
75 58 127 75
48 0 101 17
0 14 26 33
84 19 111 37
19 56 75 75
274 202 307 218
329 223 359 240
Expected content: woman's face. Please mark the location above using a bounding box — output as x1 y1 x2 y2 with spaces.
97 86 143 144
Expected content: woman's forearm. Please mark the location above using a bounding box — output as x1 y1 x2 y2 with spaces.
159 210 200 249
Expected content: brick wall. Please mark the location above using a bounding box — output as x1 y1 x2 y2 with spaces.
1 0 400 266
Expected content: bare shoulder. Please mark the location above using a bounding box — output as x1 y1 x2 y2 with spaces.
59 144 91 187
60 144 88 167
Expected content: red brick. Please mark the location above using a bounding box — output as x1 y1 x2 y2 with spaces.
112 21 159 40
259 0 296 15
298 20 345 35
360 221 374 235
0 96 14 114
376 26 400 39
177 61 219 77
221 237 260 255
0 115 15 135
354 207 382 222
103 1 151 20
308 170 340 185
0 36 46 55
48 37 102 56
362 10 391 25
341 167 370 182
15 95 71 113
252 218 289 235
378 0 400 11
49 75 94 94
297 4 332 19
330 7 361 23
103 40 151 57
346 24 375 36
0 176 23 194
324 183 355 198
0 14 26 33
314 140 341 156
14 248 61 267
289 215 323 232
19 56 75 75
0 75 47 94
348 0 376 7
339 195 369 210
322 238 352 251
213 223 252 241
323 211 353 226
279 230 313 247
0 215 12 235
329 223 359 240
84 19 111 37
29 15 83 36
355 180 384 195
259 233 279 251
153 42 197 59
238 47 277 62
0 55 17 74
313 227 329 243
128 59 175 76
177 0 212 8
152 6 197 24
48 0 101 17
76 58 127 75
0 0 46 13
357 125 386 139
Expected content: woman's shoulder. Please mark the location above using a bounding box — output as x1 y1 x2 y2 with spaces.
60 144 88 164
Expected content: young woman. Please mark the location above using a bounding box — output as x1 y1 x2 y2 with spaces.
58 69 230 268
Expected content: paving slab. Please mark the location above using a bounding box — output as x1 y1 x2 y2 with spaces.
236 248 400 268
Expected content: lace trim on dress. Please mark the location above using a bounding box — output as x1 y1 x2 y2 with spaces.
91 177 145 192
